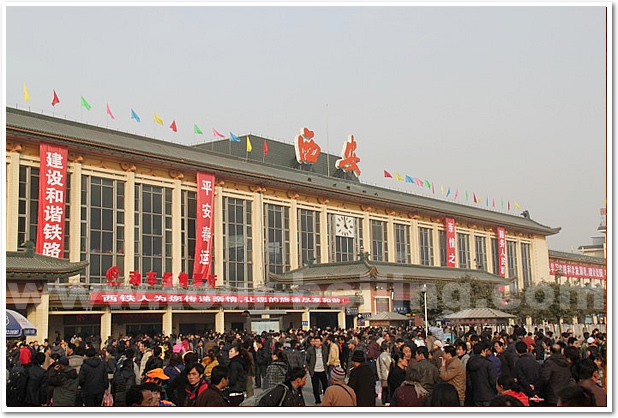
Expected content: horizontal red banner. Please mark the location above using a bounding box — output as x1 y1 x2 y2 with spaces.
549 261 606 280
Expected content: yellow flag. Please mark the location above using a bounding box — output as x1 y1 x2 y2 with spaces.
23 83 30 102
441 185 444 195
395 173 404 181
246 136 252 152
514 201 521 209
154 113 163 125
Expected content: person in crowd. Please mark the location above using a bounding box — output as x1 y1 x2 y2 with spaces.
320 366 356 407
164 353 185 383
390 368 427 407
439 345 466 406
387 353 407 403
196 365 230 407
240 344 256 399
112 358 136 407
513 341 541 399
348 350 376 407
376 342 392 405
326 335 341 373
495 375 529 406
557 384 596 407
466 341 497 406
589 354 606 389
138 341 153 379
47 357 79 407
493 340 515 379
410 346 439 395
254 339 269 389
265 350 288 389
24 352 48 406
183 363 208 407
78 346 108 406
226 345 247 406
258 366 307 407
573 358 606 407
428 382 460 407
144 346 163 375
429 340 444 370
539 343 573 406
305 335 330 405
202 350 219 379
455 342 470 370
126 384 159 407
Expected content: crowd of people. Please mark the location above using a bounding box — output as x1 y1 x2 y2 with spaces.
5 324 607 407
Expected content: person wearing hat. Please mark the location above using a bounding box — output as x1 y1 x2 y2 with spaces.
47 357 79 406
347 350 376 406
430 340 444 370
320 366 357 407
145 367 171 402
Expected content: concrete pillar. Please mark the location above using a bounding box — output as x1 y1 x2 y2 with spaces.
387 216 396 263
289 199 299 270
214 186 224 286
319 205 329 263
215 311 225 333
101 307 112 341
163 308 173 336
362 213 370 255
410 220 419 264
68 163 82 284
124 171 136 282
432 227 440 267
172 179 182 279
302 309 310 331
252 192 265 287
26 294 49 343
6 152 20 251
337 310 346 329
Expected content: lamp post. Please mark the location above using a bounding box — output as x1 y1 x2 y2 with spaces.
421 284 428 337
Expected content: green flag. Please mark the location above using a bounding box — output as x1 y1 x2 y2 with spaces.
81 96 91 110
194 124 203 134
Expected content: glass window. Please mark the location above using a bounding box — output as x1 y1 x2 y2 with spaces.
491 238 499 275
329 214 362 262
298 209 321 266
264 204 290 281
371 220 388 262
395 224 411 264
521 243 532 288
375 298 390 313
181 190 197 279
223 197 253 288
419 227 434 266
457 233 470 269
475 236 487 271
438 230 447 267
507 240 518 292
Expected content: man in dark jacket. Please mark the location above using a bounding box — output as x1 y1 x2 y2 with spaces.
466 342 497 406
226 345 247 406
112 359 136 407
258 366 307 407
24 352 48 406
493 340 516 379
348 350 376 407
78 347 109 406
513 341 541 398
540 344 573 406
196 366 230 406
255 340 270 389
47 357 79 407
305 336 329 405
410 346 439 395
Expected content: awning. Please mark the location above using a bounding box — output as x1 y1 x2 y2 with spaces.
242 310 288 316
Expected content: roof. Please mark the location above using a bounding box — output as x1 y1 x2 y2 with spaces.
6 249 89 280
548 250 606 265
368 311 410 321
6 107 560 236
443 308 515 320
269 257 511 285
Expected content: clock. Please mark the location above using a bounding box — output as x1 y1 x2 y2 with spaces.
335 215 355 238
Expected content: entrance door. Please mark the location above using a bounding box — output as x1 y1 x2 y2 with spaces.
310 312 338 329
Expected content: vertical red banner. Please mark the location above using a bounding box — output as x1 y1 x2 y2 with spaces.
445 217 456 268
497 227 506 277
193 172 216 286
36 143 69 258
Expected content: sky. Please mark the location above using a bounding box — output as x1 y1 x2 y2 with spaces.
4 4 608 253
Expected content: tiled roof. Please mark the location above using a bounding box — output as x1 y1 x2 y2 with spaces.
368 311 410 321
444 308 515 320
6 107 560 236
548 250 606 265
6 250 88 278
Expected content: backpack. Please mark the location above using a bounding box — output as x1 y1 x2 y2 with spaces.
241 383 289 407
6 365 28 406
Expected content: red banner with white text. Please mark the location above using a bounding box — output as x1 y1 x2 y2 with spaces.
549 262 606 280
193 172 216 287
497 227 506 277
445 217 456 267
36 143 68 258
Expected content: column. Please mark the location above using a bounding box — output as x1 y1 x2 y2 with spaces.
69 163 82 284
289 199 299 270
302 309 310 331
362 213 370 255
319 205 329 263
172 179 182 278
337 309 346 329
387 216 396 263
432 228 440 267
215 310 225 333
410 220 419 264
214 186 224 286
162 308 173 336
100 307 112 340
6 152 20 251
124 171 136 282
252 192 265 287
26 294 49 343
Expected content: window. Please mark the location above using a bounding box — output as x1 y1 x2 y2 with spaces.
439 230 447 267
223 197 253 288
329 214 363 262
298 209 321 266
419 227 434 266
475 236 487 271
395 224 411 264
521 243 532 288
81 176 124 284
491 238 499 275
371 220 388 261
264 204 290 280
134 184 172 281
375 298 390 313
457 233 470 269
507 241 518 291
181 190 197 279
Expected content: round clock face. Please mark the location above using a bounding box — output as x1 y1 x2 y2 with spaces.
335 215 355 238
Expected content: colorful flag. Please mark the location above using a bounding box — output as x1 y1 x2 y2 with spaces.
131 108 141 122
52 90 60 106
441 185 444 195
106 103 115 119
493 199 496 208
405 175 414 183
154 113 163 125
246 136 252 152
23 83 30 102
508 201 511 211
213 128 224 138
454 189 459 199
230 132 241 142
263 140 269 156
194 124 203 134
486 196 489 206
466 191 469 201
395 173 404 181
514 202 521 209
384 170 393 178
432 183 435 194
424 180 431 188
415 178 424 187
446 187 451 197
80 96 91 110
501 199 504 210
473 193 477 203
170 120 177 132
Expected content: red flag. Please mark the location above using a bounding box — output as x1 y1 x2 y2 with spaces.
508 201 511 211
51 90 60 106
170 120 177 132
263 140 268 156
213 128 224 138
384 170 392 178
473 193 477 203
106 103 115 120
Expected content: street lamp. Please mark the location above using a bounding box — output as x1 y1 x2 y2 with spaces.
421 284 428 337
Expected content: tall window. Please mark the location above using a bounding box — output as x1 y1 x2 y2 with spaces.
507 240 518 291
457 233 470 269
491 238 499 275
439 230 447 267
329 214 363 262
371 220 388 261
521 243 532 288
395 224 411 264
264 204 290 280
375 298 390 313
298 209 321 266
81 176 124 284
475 236 487 271
134 184 172 280
181 190 197 279
419 227 434 266
223 197 253 288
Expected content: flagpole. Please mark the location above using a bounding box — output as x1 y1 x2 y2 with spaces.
325 103 330 177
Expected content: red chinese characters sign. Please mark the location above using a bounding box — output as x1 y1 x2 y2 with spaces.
90 292 350 306
549 262 606 280
193 172 217 288
36 143 68 258
294 127 321 164
497 227 506 277
445 217 456 268
335 134 361 177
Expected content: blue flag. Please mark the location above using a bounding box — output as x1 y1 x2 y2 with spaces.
229 132 241 142
131 108 141 122
405 175 414 183
446 187 451 197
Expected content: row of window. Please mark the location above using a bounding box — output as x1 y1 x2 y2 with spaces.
15 167 532 289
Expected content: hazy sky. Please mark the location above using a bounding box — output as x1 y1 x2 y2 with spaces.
5 4 608 253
